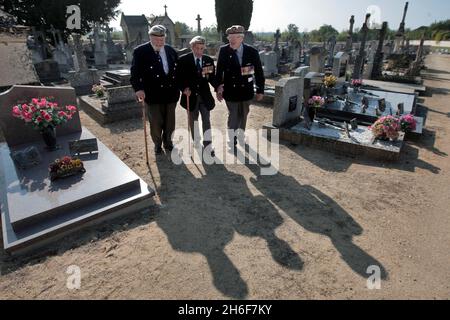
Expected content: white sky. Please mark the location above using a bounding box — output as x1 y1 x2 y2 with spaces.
110 0 450 33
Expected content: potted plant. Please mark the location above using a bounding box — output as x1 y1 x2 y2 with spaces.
92 84 106 99
12 97 78 151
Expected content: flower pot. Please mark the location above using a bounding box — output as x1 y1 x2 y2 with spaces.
307 106 316 121
41 125 58 151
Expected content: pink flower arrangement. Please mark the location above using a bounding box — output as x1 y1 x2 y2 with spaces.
12 97 77 131
352 79 363 87
308 96 325 107
370 115 401 140
399 114 417 132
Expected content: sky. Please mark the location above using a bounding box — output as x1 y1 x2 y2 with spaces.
109 0 450 33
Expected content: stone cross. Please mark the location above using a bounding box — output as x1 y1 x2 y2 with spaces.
327 35 336 66
394 2 409 53
407 33 425 76
345 15 355 53
371 21 388 79
196 14 202 35
399 1 409 34
274 29 281 52
164 5 168 16
352 13 371 80
47 25 58 46
72 34 88 72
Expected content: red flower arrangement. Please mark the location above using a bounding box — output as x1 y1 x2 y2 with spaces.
12 97 77 131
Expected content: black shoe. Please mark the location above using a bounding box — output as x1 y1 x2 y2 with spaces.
164 145 174 152
155 146 163 155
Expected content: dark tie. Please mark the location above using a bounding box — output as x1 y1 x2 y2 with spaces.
196 58 202 74
156 50 163 66
233 49 240 66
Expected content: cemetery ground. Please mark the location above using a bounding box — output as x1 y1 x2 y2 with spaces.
0 54 449 299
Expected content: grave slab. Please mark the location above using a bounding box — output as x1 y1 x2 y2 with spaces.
264 121 404 161
0 128 154 254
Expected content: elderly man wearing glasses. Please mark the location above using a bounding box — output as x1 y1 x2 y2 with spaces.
215 25 265 150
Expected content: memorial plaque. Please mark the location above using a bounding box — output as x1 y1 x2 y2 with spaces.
10 146 42 170
69 138 98 155
289 96 298 112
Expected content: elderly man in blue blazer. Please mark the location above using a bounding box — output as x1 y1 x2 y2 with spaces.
215 25 265 149
130 25 180 155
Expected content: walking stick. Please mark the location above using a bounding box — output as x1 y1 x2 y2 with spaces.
186 93 192 158
141 99 150 166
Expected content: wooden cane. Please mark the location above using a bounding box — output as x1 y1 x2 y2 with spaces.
186 92 192 157
141 99 150 166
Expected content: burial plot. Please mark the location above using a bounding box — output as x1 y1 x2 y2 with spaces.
264 78 409 161
79 85 142 124
314 87 417 127
0 85 154 254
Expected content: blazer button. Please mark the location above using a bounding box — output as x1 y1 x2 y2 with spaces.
157 75 160 78
161 85 164 88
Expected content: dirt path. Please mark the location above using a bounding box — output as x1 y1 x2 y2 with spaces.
0 55 449 300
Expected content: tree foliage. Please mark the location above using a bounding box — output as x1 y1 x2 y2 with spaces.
215 0 253 41
2 0 121 39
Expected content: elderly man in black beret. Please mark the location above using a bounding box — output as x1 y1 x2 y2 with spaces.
215 25 265 149
130 25 180 155
177 36 216 157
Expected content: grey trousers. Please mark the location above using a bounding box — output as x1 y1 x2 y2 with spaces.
225 100 250 144
189 96 212 147
147 102 177 148
225 100 251 132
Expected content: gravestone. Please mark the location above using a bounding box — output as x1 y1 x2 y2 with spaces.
93 25 108 69
48 26 73 73
34 60 61 83
262 51 278 77
0 85 154 254
272 77 304 127
67 34 100 96
332 52 349 78
353 14 371 80
309 46 326 73
292 66 310 78
371 22 388 79
345 15 355 54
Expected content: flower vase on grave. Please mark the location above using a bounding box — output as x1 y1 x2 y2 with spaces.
307 105 316 122
40 125 58 151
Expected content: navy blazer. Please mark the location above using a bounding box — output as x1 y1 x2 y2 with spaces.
130 42 180 105
215 44 265 102
177 52 216 111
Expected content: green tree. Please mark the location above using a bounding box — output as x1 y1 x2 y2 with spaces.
308 24 338 42
281 23 301 43
174 21 193 38
2 0 121 41
215 0 253 41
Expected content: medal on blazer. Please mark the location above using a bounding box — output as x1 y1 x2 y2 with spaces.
241 65 255 76
202 65 214 79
